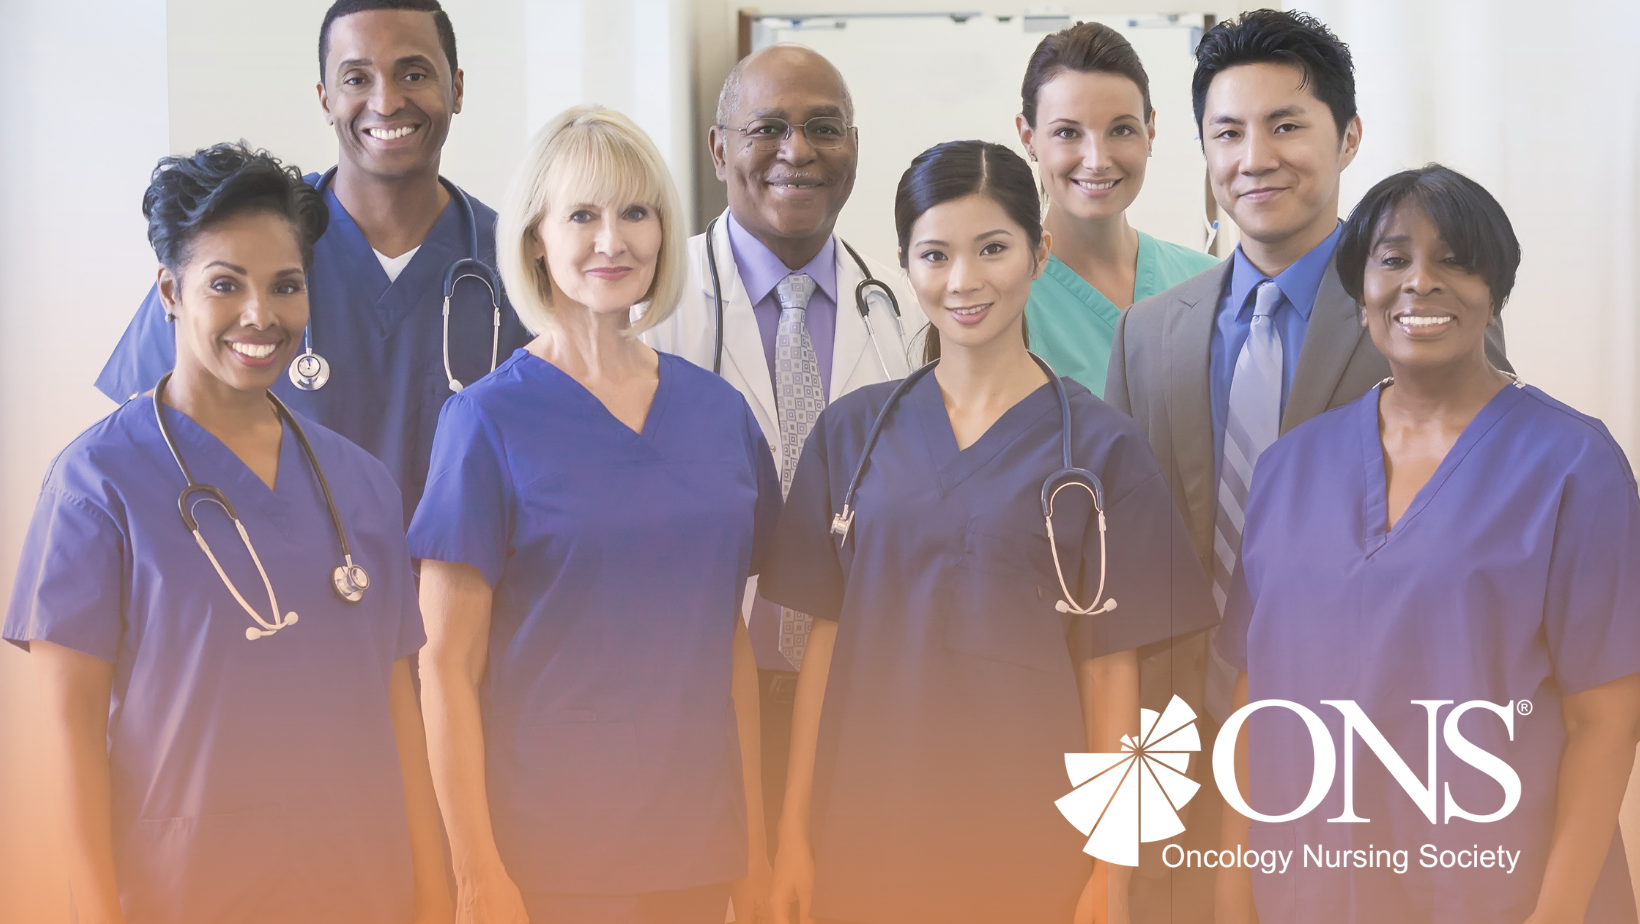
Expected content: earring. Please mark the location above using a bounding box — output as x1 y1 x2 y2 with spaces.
164 311 176 322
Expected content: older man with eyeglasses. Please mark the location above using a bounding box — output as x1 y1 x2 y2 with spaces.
643 42 926 865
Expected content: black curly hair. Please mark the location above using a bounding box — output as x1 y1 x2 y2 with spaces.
143 142 329 275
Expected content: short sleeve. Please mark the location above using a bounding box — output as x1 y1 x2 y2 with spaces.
3 490 128 662
1071 470 1219 661
761 423 846 622
406 395 514 586
746 413 783 577
94 284 175 403
1542 458 1640 695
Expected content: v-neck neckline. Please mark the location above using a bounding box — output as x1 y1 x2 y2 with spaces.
1043 230 1156 321
154 401 303 535
521 348 671 444
910 369 1059 495
1359 380 1525 553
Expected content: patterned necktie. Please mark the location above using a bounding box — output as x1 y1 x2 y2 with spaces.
1207 280 1283 722
774 273 824 667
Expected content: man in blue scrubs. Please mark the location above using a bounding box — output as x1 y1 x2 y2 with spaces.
96 0 530 524
1102 10 1506 916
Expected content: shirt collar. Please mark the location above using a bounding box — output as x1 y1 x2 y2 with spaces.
724 211 838 306
1226 222 1342 320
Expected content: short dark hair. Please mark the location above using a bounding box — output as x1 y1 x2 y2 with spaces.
894 141 1040 364
1192 9 1355 137
1336 164 1521 316
1021 21 1152 125
144 142 329 274
318 0 457 82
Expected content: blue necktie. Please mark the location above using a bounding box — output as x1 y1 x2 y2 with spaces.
773 273 823 667
1207 280 1283 722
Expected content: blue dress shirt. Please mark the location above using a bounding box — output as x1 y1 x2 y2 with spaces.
725 212 840 397
1209 224 1342 474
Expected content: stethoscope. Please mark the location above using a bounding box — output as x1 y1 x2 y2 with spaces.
154 372 370 641
289 167 502 393
704 215 905 377
829 353 1118 617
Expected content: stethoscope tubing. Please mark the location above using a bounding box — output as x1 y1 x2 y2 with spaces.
153 373 367 639
704 216 904 377
294 168 501 392
830 353 1117 617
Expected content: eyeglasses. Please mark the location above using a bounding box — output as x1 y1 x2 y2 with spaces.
724 117 852 150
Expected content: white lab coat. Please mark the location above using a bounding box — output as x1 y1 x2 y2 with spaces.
643 210 928 482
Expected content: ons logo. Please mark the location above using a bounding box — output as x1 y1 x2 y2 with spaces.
1056 697 1526 864
1054 696 1201 866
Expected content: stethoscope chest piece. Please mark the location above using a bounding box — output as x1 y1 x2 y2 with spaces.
289 350 330 391
332 559 370 603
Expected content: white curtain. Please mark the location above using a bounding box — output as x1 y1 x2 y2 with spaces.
1294 0 1640 452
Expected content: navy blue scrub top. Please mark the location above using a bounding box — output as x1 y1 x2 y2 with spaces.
1219 382 1640 924
762 371 1217 924
4 397 426 924
407 349 782 895
95 174 533 525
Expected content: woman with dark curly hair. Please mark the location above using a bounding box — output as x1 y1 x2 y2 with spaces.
1216 165 1640 924
3 143 450 924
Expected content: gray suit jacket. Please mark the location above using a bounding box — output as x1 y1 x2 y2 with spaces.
1105 253 1510 582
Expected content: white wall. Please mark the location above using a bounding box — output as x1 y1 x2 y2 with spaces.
525 0 696 228
164 0 528 207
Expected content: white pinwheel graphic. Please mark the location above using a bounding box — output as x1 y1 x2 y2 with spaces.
1055 695 1201 866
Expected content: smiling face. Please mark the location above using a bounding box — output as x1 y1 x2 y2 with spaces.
159 211 310 393
1018 69 1153 223
1202 62 1360 261
318 9 462 181
905 193 1049 356
534 199 664 318
1359 201 1497 376
710 47 856 258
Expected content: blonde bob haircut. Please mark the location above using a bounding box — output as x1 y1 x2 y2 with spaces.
496 105 686 336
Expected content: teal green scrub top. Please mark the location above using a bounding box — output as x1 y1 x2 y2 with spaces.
1026 230 1221 396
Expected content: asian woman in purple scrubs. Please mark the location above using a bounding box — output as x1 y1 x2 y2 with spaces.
1217 165 1640 924
410 106 781 924
6 144 449 923
763 141 1217 924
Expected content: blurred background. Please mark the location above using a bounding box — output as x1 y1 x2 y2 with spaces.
1 0 1636 919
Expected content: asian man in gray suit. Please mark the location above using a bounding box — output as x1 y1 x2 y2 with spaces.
1106 11 1506 919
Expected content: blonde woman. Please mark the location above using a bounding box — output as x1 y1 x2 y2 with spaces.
410 106 780 924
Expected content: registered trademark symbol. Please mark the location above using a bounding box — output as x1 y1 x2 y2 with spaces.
1517 700 1533 716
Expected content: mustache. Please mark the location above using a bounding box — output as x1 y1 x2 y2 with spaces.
759 171 826 184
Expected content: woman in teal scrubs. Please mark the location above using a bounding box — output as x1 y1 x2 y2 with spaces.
1016 21 1220 395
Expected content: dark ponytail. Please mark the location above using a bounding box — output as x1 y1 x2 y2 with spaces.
894 140 1042 364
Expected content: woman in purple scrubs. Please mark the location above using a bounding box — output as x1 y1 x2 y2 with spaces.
6 144 448 923
763 141 1217 924
410 106 780 924
1216 165 1640 924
